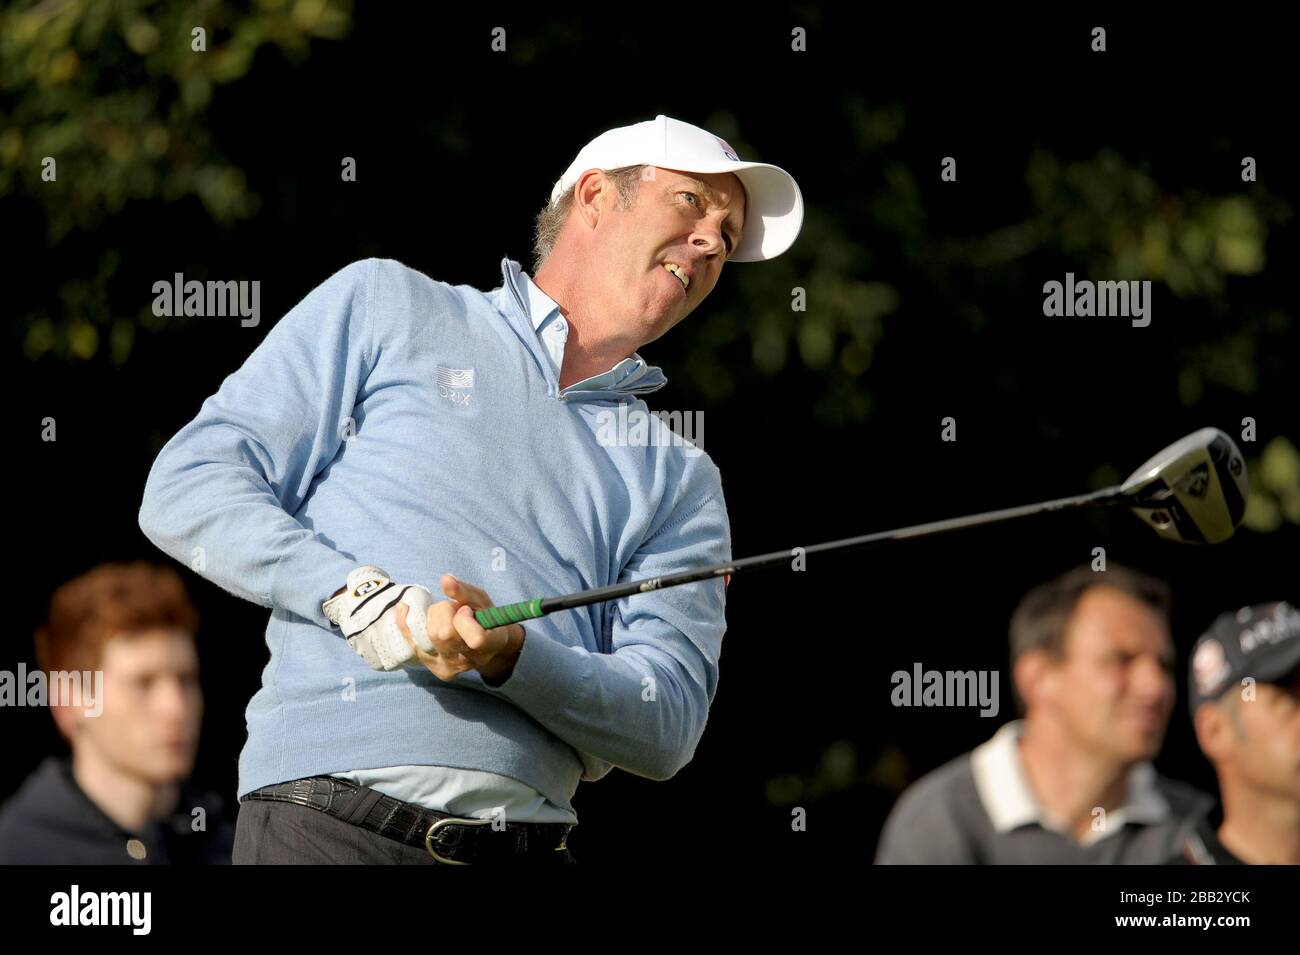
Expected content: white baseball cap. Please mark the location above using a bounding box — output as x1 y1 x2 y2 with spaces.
548 114 804 263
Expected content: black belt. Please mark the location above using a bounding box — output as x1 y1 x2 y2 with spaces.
240 775 574 865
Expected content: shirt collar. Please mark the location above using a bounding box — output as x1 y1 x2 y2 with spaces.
503 259 668 399
523 272 562 333
969 720 1171 845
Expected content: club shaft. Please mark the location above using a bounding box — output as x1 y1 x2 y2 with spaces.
473 486 1125 629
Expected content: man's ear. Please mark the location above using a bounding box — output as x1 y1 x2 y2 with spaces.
1014 650 1052 713
572 169 609 229
1193 701 1233 764
49 699 80 747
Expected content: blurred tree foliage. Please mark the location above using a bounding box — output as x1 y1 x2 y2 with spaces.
3 8 1294 534
1243 436 1300 532
764 738 909 805
671 104 1296 534
684 104 1292 424
1 0 352 361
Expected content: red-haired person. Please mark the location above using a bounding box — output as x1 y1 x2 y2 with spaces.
0 562 233 863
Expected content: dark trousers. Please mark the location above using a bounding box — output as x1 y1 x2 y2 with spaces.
233 798 578 866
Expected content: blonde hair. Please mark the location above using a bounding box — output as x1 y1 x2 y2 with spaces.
532 165 647 273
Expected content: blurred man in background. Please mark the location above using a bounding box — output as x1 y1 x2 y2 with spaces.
876 564 1212 863
1173 601 1300 864
0 562 233 863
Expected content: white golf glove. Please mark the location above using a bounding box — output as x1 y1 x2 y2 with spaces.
322 565 434 671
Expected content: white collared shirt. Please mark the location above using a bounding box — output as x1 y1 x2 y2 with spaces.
969 719 1172 847
524 273 662 395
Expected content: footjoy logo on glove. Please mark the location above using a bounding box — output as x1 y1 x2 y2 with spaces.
436 366 476 409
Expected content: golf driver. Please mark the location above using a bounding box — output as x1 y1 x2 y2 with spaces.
473 426 1249 629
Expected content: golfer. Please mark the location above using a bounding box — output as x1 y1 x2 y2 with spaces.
137 114 803 864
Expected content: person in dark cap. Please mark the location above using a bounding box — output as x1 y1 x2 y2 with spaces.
1172 600 1300 865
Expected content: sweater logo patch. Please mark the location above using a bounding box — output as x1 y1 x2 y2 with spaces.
436 366 476 408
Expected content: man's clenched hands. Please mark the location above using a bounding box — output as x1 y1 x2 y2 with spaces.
395 574 525 685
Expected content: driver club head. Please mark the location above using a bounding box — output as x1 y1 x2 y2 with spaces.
1120 427 1249 544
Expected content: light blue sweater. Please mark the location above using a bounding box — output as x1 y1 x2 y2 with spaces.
138 256 731 816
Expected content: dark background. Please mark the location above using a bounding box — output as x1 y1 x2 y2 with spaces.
4 7 1296 865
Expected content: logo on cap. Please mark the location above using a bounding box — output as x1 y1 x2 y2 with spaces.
715 137 739 161
1239 602 1300 653
1192 639 1231 697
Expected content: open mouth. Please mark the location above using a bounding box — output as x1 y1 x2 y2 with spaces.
662 262 690 294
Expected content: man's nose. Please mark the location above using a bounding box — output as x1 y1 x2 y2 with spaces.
154 676 199 720
692 228 725 258
1130 656 1174 700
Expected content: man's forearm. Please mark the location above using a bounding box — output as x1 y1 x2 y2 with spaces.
476 627 715 780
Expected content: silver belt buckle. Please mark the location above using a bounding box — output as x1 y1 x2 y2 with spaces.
424 815 494 865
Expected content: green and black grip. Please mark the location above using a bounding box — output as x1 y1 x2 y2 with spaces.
474 599 545 629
